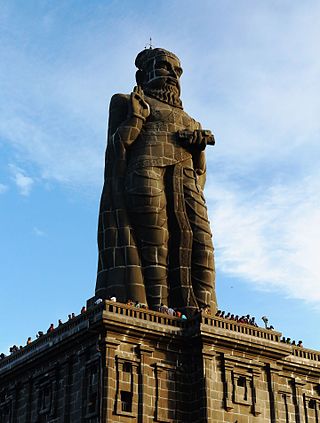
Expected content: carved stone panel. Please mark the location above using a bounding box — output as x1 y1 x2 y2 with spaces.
0 390 13 423
303 394 319 423
278 382 295 423
115 356 139 417
154 363 177 423
33 367 58 422
222 355 262 417
82 358 100 419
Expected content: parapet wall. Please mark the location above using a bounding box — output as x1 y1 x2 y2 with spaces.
1 301 319 422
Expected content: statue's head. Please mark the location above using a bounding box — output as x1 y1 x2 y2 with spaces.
135 48 183 108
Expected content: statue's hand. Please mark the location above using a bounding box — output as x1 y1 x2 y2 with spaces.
177 129 215 151
129 86 150 122
190 130 207 151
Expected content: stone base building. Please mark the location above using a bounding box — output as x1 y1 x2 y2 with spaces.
1 300 320 422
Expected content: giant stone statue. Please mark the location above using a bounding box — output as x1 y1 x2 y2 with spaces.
96 47 217 315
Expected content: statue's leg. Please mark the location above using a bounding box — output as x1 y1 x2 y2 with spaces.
182 166 217 312
169 164 198 314
125 167 169 308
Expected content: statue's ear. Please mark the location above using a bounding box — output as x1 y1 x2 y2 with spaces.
135 70 146 87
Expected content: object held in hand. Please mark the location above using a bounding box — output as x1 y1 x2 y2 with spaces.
178 129 215 147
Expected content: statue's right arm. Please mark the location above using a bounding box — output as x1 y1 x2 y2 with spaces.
108 90 148 149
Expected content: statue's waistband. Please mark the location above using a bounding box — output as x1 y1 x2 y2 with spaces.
131 132 178 147
127 151 192 171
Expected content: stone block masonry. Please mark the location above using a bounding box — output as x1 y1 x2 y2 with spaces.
1 300 320 422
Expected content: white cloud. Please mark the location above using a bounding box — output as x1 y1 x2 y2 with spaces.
0 115 103 190
9 164 34 196
206 172 320 306
183 2 320 170
33 226 46 237
0 183 8 194
15 173 34 196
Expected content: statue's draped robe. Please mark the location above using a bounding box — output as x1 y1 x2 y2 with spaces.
96 94 216 311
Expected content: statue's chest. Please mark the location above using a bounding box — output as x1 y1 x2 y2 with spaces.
147 100 195 130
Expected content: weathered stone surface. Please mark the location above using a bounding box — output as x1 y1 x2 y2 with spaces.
1 300 320 422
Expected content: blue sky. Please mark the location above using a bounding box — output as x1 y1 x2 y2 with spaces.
1 1 320 353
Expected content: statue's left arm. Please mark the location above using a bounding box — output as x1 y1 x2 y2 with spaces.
178 126 215 190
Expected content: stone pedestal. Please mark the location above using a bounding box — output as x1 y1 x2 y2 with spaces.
1 300 320 422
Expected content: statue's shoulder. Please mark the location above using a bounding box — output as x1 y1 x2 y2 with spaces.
109 93 130 117
110 93 130 107
107 94 130 137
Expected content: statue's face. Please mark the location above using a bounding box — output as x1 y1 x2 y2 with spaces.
144 54 183 95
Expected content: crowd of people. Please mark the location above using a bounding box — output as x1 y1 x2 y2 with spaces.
123 298 188 319
0 298 191 359
281 337 303 347
0 306 88 360
214 310 303 347
215 310 261 327
0 300 305 360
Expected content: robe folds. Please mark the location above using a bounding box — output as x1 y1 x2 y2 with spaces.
96 94 216 312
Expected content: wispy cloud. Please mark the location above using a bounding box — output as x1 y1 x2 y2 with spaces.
0 4 145 191
1 115 103 189
0 183 8 194
189 2 320 171
185 2 320 308
33 226 46 237
9 164 34 196
207 170 320 306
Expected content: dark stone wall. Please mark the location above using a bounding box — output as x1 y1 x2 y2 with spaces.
1 301 320 422
0 307 102 423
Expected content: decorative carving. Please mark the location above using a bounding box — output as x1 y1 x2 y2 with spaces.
222 355 262 416
303 394 319 422
223 362 234 411
34 367 58 421
96 47 217 315
0 390 13 423
233 374 249 405
153 363 177 423
37 382 53 415
292 378 306 421
83 360 100 418
251 369 262 416
115 356 139 417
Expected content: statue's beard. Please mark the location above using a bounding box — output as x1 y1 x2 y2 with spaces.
144 82 183 109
